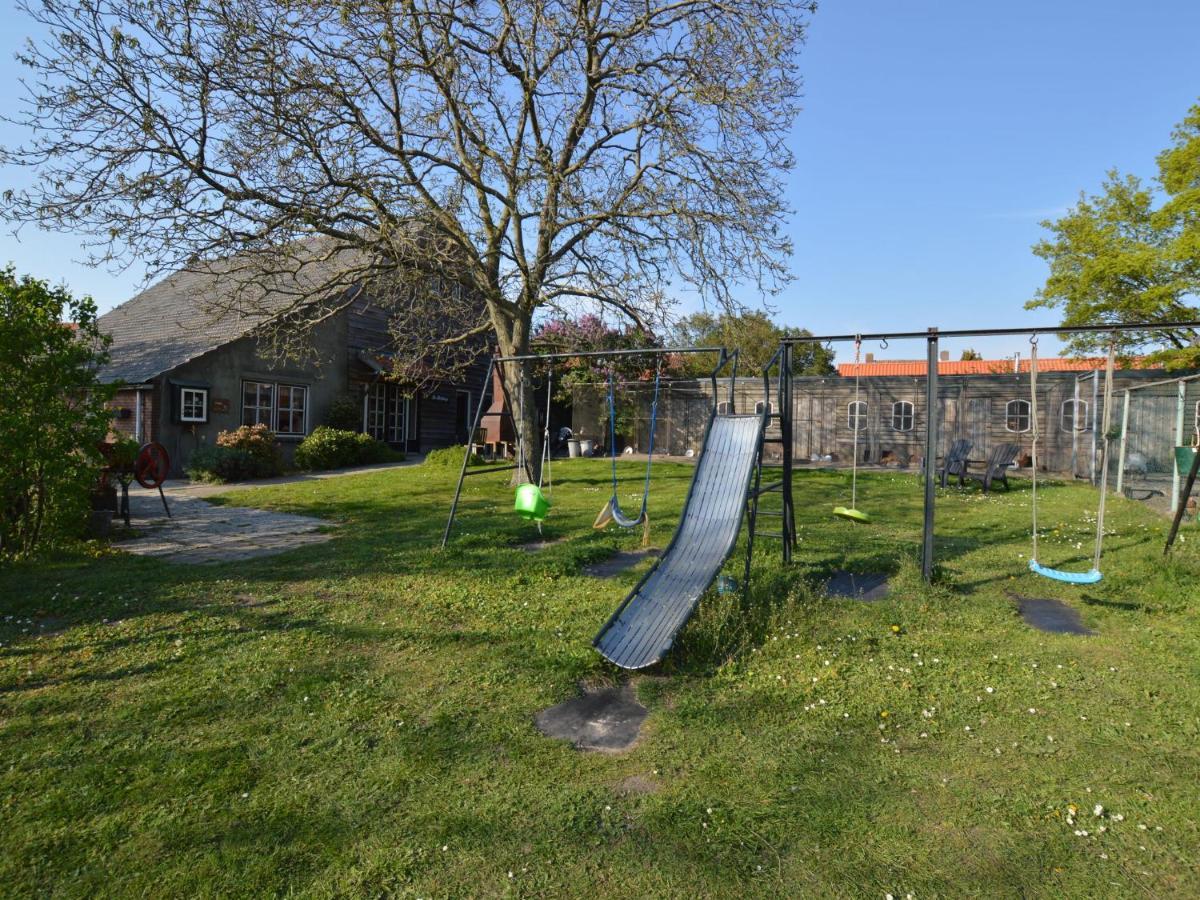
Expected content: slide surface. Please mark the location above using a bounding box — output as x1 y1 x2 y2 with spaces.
593 414 764 669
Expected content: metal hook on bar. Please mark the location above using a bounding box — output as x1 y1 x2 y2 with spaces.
880 337 889 350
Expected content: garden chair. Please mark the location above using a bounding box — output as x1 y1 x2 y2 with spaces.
938 439 974 487
960 442 1021 493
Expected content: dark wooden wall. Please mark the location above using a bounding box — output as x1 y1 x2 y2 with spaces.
571 369 1197 476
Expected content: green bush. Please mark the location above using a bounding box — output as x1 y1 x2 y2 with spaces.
294 427 404 471
1 267 114 558
325 395 363 432
424 445 485 468
215 424 283 476
184 446 262 483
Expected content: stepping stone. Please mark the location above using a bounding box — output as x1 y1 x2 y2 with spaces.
1013 596 1095 635
535 682 648 752
825 570 890 601
583 549 661 578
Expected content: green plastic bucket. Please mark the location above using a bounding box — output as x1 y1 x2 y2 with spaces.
1176 446 1198 477
514 483 550 522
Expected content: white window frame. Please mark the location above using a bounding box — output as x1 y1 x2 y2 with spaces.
754 400 772 415
891 400 914 432
847 400 868 432
716 400 733 415
1005 399 1031 433
242 380 308 435
180 387 208 423
242 380 275 427
388 389 410 444
364 383 387 441
275 383 308 436
1061 399 1089 433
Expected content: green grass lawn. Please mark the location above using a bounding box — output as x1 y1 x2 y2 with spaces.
2 458 1199 898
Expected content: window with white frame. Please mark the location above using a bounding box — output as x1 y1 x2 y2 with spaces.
754 400 772 415
242 381 274 426
1005 399 1031 433
1061 399 1089 432
364 383 387 441
275 384 308 436
847 400 868 431
891 400 914 432
387 389 410 443
180 387 208 423
716 400 733 415
241 380 308 435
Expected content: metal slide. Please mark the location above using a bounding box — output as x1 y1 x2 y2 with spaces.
593 413 765 669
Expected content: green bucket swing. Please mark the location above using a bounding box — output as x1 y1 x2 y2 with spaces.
512 364 553 525
514 482 550 522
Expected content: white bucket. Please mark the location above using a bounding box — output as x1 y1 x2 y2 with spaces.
579 438 595 456
567 439 581 458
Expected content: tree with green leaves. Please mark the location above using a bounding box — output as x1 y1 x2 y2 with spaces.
1028 101 1200 366
960 349 982 361
3 0 815 479
670 311 835 376
0 268 114 557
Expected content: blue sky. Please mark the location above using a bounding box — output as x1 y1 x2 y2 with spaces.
2 1 1199 360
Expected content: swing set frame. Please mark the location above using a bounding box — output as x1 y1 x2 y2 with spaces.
441 319 1200 586
440 345 731 548
777 320 1200 582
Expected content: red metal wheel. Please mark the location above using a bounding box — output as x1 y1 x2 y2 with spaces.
134 442 171 489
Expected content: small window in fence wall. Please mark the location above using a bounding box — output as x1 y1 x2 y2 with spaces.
1005 399 1031 433
891 400 914 432
847 400 868 431
1061 399 1089 432
716 400 733 415
754 400 772 416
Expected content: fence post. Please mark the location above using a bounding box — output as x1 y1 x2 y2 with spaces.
922 329 939 582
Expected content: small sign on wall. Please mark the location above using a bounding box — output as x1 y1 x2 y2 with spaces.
212 398 230 414
429 394 450 402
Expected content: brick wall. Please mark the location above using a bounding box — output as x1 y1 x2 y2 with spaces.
106 389 154 443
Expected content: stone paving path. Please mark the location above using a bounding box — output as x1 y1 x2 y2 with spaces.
115 459 417 565
118 494 333 564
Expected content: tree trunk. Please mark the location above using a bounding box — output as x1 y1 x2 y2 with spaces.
494 312 541 487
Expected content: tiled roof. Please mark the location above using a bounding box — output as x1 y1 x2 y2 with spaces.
96 238 367 384
837 357 1155 377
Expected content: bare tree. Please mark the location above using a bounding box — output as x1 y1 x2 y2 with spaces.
3 0 814 472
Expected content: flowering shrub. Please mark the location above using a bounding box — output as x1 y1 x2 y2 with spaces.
186 424 284 482
215 424 283 476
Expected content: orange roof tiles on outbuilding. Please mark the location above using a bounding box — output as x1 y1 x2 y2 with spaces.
837 357 1152 377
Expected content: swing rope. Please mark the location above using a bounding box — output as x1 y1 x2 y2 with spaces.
851 336 861 509
540 364 552 497
833 337 870 522
595 360 661 535
1029 337 1116 584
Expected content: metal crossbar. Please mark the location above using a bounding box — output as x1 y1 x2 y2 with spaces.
779 321 1200 344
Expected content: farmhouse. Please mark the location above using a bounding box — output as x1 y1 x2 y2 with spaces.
97 243 488 474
